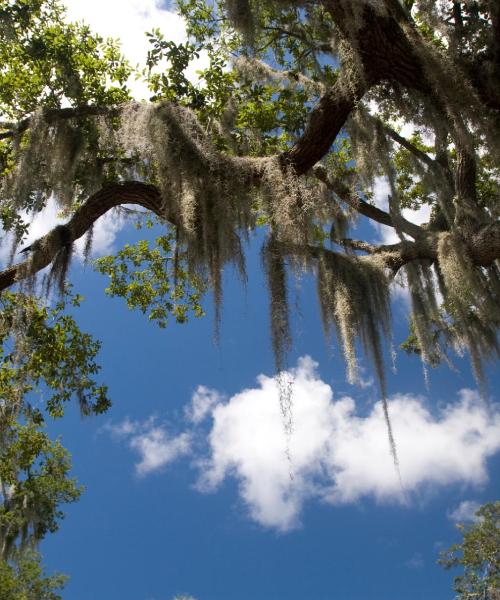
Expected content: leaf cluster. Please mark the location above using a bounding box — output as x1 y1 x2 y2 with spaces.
0 289 109 596
439 502 500 600
0 0 131 121
0 288 110 418
0 549 66 600
94 233 205 329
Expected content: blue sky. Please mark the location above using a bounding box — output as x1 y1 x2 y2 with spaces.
11 1 500 599
36 218 499 600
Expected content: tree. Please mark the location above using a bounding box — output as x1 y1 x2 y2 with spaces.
0 1 499 461
0 289 110 597
440 502 500 600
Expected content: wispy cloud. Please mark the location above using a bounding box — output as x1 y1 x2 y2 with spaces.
406 552 424 570
448 500 482 523
185 385 222 425
106 417 191 477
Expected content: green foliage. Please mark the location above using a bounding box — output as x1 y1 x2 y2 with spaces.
0 288 110 418
0 0 131 120
0 0 132 236
439 502 500 600
176 0 324 152
145 31 206 108
94 233 205 328
393 133 435 211
0 289 110 596
0 550 66 600
0 422 81 560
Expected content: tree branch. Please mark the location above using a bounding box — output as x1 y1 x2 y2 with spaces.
284 74 369 174
0 182 165 292
313 165 424 239
383 125 437 171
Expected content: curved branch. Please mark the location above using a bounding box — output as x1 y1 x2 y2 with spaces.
0 182 165 292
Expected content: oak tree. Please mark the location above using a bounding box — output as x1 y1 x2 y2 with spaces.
1 0 499 464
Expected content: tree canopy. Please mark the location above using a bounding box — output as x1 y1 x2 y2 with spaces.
439 501 500 600
1 0 499 386
0 288 110 597
0 0 499 595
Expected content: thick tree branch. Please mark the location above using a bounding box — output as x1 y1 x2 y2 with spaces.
284 75 368 174
0 182 165 292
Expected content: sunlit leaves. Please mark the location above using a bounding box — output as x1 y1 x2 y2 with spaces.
0 0 131 120
0 549 67 600
0 289 105 595
0 288 110 418
94 233 205 329
439 502 500 600
0 421 82 560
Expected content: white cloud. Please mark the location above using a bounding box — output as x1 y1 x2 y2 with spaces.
103 360 499 532
185 386 223 424
131 428 191 477
62 0 209 99
106 417 138 438
196 357 500 531
448 500 482 523
107 417 191 477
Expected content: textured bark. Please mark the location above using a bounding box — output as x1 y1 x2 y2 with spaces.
285 80 365 175
468 222 500 267
324 0 430 93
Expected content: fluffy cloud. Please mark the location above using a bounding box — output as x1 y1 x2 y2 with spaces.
104 358 499 532
196 357 500 531
107 417 191 477
448 500 482 523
